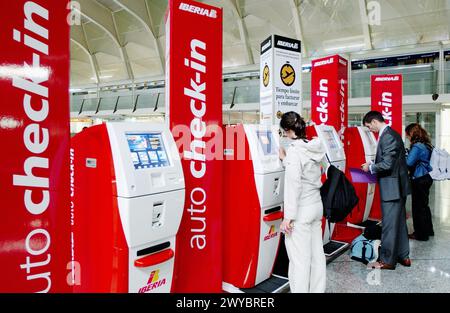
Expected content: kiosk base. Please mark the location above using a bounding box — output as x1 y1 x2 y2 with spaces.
223 275 289 294
324 240 349 258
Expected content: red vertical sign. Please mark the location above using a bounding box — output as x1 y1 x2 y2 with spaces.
311 55 348 138
166 0 223 292
371 75 403 135
0 1 71 292
311 55 352 242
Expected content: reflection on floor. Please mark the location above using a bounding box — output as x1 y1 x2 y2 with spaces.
326 182 450 293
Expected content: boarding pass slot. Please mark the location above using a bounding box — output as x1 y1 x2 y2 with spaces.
264 206 282 215
137 241 171 257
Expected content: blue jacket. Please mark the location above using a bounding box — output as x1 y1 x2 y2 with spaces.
406 142 433 179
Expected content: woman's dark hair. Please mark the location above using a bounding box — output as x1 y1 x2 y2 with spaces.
405 123 431 146
280 112 306 140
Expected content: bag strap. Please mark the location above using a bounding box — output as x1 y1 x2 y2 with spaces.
410 143 433 176
362 242 367 263
325 166 340 210
368 241 374 260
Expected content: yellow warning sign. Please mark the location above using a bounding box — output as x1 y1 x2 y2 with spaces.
263 64 270 87
280 63 295 86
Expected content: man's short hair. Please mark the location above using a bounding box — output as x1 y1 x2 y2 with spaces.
363 111 385 124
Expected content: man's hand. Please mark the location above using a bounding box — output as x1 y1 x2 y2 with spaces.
361 163 370 173
280 219 294 236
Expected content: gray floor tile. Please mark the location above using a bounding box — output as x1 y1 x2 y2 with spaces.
326 215 450 293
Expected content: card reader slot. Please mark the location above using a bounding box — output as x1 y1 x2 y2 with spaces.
152 202 165 227
264 206 282 215
137 241 170 257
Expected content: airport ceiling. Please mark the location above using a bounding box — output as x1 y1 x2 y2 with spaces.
70 0 450 87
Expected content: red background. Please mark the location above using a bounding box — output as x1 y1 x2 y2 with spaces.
371 74 403 136
311 55 348 135
0 0 71 292
166 0 223 293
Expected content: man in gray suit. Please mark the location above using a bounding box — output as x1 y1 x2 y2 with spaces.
362 111 411 270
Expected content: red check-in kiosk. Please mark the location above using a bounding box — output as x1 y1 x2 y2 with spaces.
345 127 380 229
223 124 286 291
306 124 348 256
71 123 185 293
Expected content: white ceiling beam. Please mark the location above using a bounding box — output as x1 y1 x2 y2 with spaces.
80 22 101 80
289 0 307 56
70 38 99 84
224 0 254 65
75 0 133 81
447 0 450 41
111 13 134 81
144 0 166 72
358 0 373 50
71 24 90 51
112 0 165 74
74 23 101 84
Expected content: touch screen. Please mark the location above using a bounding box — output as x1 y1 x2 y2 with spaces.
126 133 171 169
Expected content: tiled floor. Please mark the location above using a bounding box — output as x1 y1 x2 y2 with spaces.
326 182 450 293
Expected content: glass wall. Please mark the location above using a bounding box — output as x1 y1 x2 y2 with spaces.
446 55 450 93
81 98 99 113
116 95 135 111
404 112 437 146
70 96 83 115
302 72 311 101
351 64 438 98
348 113 365 127
98 96 117 112
234 85 259 104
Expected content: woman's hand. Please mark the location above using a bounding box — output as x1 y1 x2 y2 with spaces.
279 147 287 161
280 219 294 236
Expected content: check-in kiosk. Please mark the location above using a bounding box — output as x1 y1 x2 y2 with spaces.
306 124 348 257
345 127 380 229
71 122 185 293
222 124 288 292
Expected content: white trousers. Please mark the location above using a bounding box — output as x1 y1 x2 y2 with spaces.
285 217 326 293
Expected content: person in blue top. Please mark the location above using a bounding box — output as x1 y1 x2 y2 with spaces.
405 123 434 241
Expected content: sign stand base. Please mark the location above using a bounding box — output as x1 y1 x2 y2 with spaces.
324 240 349 258
223 275 290 294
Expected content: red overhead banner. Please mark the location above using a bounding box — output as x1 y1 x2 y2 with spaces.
0 1 71 292
166 0 223 292
311 55 348 139
371 74 403 136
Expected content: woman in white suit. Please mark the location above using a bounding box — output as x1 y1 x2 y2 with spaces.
279 112 327 293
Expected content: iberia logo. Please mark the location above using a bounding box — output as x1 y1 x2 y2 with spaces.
138 270 167 293
264 225 278 241
148 270 159 284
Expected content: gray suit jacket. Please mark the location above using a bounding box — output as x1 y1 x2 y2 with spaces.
372 126 411 202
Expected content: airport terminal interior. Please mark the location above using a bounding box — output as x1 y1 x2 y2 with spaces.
2 0 450 294
68 0 450 293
